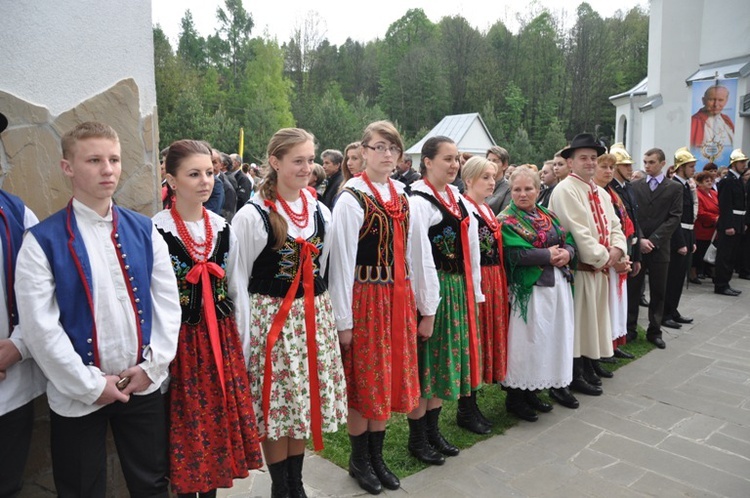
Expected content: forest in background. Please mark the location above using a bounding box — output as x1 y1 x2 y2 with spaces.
153 0 649 166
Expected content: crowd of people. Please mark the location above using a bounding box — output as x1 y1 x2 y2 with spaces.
0 109 748 498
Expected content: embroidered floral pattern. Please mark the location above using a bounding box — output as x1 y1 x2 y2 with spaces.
431 226 458 260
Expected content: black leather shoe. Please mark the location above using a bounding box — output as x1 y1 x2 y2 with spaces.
505 393 538 422
625 330 638 343
715 287 741 296
613 347 635 359
407 417 445 465
674 315 693 324
728 286 743 294
570 378 603 396
647 336 666 349
599 355 617 364
549 387 579 409
639 296 649 307
661 319 682 329
592 360 614 379
581 358 602 386
524 390 553 413
425 407 459 457
688 277 702 285
457 397 491 434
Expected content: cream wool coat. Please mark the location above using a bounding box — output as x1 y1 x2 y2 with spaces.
548 177 627 359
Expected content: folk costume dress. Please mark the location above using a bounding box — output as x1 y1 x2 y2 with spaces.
548 175 627 360
409 180 484 400
232 190 346 450
329 175 420 420
464 198 509 384
498 202 576 390
604 185 636 348
153 208 263 493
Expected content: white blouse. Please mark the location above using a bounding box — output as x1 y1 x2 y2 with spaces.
408 180 484 316
328 177 415 331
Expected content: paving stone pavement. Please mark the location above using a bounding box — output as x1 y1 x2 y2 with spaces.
220 276 750 498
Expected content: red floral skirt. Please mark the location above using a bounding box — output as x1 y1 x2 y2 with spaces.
479 264 508 383
168 315 263 493
342 280 420 420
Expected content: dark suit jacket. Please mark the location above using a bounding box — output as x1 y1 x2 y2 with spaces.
391 168 420 186
631 176 683 262
321 170 343 209
717 171 747 233
231 169 254 210
669 176 695 251
609 178 641 261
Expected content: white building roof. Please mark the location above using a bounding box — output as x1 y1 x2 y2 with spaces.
405 113 496 156
685 55 750 83
609 77 648 102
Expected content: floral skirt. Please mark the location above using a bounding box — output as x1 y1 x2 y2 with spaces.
168 316 263 493
247 292 347 440
418 271 481 401
343 280 420 420
479 264 508 383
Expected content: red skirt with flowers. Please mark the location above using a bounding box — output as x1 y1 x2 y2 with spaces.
342 279 420 420
168 315 263 493
479 264 508 383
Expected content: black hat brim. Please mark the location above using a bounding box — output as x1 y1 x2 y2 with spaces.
0 112 7 134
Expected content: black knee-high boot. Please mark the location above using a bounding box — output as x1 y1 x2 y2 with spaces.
267 459 290 498
457 395 491 434
407 416 445 465
471 390 493 427
425 407 459 456
287 453 307 498
349 432 382 495
368 431 400 490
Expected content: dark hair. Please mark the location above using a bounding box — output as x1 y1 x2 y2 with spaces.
703 162 718 171
694 171 712 183
420 136 455 176
486 146 509 164
162 140 212 208
644 148 666 162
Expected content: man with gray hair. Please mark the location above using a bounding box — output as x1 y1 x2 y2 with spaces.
320 149 344 209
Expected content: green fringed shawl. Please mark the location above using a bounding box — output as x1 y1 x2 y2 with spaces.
498 201 575 322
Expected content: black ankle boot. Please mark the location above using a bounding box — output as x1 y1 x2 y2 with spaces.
407 416 445 465
549 386 579 409
570 358 603 396
524 390 553 413
592 359 614 379
505 388 538 422
368 431 400 490
457 396 491 434
267 459 290 498
471 390 493 428
581 357 602 386
425 407 459 456
287 454 307 498
348 432 382 495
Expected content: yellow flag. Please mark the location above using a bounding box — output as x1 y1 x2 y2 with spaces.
239 127 244 158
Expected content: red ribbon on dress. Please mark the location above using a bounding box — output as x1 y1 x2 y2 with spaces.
389 216 407 405
460 216 481 388
261 238 324 450
185 261 227 399
490 220 508 379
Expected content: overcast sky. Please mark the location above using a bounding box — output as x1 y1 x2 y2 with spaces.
152 0 648 47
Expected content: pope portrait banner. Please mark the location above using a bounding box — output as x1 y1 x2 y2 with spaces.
690 78 738 170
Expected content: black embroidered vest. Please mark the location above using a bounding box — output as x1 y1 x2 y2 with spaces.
412 191 468 274
248 203 326 298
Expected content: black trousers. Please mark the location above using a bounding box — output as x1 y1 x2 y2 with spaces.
713 231 741 290
0 401 34 498
49 391 169 498
627 252 669 338
664 231 693 320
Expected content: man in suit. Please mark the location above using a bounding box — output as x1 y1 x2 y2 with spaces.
391 157 420 186
229 153 254 210
713 148 748 296
626 148 683 349
486 146 511 214
320 149 344 209
608 143 640 359
218 152 237 222
663 148 697 327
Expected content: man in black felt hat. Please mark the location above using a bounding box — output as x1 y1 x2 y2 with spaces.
548 133 629 406
0 111 45 497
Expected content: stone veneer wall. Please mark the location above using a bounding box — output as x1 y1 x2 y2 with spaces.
0 78 160 219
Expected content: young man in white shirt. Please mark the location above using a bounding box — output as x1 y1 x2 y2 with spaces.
0 111 46 498
15 121 181 497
